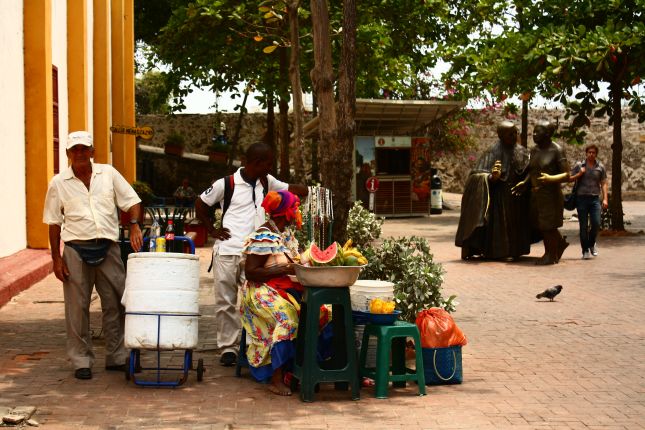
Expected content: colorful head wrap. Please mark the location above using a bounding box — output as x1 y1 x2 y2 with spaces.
261 190 302 229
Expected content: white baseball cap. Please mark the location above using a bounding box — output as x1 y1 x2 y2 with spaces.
66 131 93 149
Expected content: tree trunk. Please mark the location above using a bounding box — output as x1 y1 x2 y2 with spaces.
609 79 625 230
333 0 357 242
287 0 305 183
517 6 528 148
310 94 319 183
229 88 249 169
265 94 277 173
279 49 291 181
310 0 338 231
521 99 528 147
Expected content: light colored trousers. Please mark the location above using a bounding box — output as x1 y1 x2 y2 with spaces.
62 242 127 369
212 252 245 355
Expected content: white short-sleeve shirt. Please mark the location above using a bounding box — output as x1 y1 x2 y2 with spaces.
199 168 288 255
43 163 141 242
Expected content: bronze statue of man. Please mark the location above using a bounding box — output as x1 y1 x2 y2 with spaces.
455 121 532 260
512 121 570 265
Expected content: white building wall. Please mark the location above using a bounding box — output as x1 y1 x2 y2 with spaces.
52 0 69 169
87 0 94 133
0 2 27 257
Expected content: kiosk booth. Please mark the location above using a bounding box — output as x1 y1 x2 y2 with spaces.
304 99 465 217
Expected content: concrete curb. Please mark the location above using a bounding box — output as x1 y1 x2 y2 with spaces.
0 248 52 308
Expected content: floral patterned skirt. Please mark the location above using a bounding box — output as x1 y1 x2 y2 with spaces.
240 281 299 382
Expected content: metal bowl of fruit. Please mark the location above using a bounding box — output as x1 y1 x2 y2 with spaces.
293 264 365 287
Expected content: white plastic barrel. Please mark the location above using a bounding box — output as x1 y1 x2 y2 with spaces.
349 280 395 311
123 252 200 350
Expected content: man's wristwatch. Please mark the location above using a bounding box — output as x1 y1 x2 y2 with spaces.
129 219 140 227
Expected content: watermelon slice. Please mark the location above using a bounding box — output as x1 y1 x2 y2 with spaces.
309 242 338 265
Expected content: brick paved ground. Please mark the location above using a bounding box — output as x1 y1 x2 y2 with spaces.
1 195 643 429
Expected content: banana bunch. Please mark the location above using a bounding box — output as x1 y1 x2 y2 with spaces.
369 298 396 314
340 239 368 266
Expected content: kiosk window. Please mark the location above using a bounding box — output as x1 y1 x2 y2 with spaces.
376 148 410 175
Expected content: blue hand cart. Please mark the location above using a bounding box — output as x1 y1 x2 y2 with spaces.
124 236 205 387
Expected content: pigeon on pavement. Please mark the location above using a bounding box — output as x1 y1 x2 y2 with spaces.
536 285 563 301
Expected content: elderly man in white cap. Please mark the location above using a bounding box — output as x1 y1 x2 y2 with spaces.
43 131 143 380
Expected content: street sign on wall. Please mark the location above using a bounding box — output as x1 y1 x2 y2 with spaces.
110 125 154 140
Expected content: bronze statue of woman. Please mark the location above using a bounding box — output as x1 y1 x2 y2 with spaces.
512 121 570 265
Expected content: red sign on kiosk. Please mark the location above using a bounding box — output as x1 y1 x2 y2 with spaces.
365 176 380 193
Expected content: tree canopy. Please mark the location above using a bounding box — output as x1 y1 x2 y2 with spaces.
135 71 172 115
438 0 645 230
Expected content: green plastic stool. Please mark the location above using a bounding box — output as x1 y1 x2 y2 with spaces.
359 321 426 398
291 286 360 402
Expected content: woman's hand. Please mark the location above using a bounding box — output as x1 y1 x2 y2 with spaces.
245 255 294 282
283 263 295 276
538 172 569 184
537 173 554 184
511 180 527 196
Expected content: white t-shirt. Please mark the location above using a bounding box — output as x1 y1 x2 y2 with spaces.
199 168 288 255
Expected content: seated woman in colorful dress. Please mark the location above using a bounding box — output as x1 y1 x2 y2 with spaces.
241 190 306 396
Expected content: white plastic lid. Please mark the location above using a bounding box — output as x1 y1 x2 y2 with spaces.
128 252 199 261
351 280 394 288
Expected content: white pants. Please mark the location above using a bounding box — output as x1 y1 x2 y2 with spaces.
212 252 245 355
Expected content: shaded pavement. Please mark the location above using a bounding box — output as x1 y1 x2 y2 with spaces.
1 194 644 429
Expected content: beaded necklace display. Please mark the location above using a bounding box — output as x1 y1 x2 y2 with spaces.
301 186 334 247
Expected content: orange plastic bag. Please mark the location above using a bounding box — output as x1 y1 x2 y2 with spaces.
415 308 467 348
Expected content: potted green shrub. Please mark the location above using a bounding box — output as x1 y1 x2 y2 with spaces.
208 139 229 164
164 131 185 156
348 202 456 321
360 236 456 322
131 180 155 207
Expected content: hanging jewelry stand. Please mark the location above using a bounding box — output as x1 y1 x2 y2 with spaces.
301 186 334 248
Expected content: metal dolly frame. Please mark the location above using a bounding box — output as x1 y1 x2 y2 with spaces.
124 236 204 387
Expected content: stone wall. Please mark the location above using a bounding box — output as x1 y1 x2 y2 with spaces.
137 109 644 197
434 109 644 197
137 112 270 160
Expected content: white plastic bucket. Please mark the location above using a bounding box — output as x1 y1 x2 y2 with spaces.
123 252 200 350
355 325 376 368
350 280 395 311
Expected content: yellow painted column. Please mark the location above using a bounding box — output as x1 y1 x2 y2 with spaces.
93 0 110 163
67 0 88 132
24 0 53 249
123 0 136 182
111 0 125 174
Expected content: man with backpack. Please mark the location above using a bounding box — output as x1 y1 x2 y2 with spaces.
195 142 307 366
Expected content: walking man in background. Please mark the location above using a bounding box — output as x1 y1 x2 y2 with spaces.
195 142 307 367
569 144 608 259
43 131 143 380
